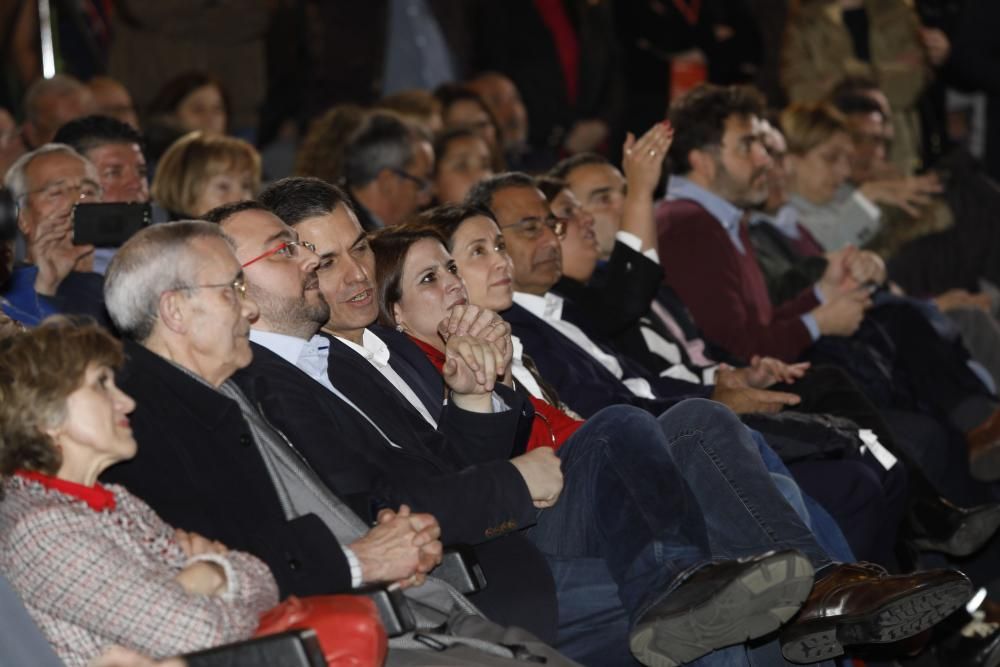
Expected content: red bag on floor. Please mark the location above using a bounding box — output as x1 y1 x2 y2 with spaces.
255 595 388 667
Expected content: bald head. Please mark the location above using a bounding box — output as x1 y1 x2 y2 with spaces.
23 75 96 147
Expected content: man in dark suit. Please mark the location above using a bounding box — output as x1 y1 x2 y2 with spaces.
241 177 972 666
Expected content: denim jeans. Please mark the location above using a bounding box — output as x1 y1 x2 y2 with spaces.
528 399 834 666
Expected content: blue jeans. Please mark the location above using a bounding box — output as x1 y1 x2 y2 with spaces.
528 399 834 666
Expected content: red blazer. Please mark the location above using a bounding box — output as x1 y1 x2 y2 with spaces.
657 198 819 362
408 337 581 451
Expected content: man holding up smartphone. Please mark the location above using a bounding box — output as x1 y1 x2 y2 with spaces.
1 143 106 326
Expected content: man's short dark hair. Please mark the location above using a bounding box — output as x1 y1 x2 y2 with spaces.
831 93 886 120
342 113 417 188
667 84 765 175
258 176 355 226
465 172 537 216
52 114 144 155
202 200 270 225
549 152 608 180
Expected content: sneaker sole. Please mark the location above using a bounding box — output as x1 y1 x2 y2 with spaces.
629 551 815 667
780 579 972 664
913 505 1000 557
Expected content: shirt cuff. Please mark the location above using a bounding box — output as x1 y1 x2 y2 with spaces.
813 284 826 305
615 230 660 264
851 189 882 222
342 546 364 588
800 313 821 341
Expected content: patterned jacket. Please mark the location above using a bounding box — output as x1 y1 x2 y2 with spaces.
0 475 279 667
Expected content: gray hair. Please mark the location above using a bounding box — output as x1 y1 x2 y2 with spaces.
104 221 231 341
4 143 100 200
23 74 88 125
342 113 417 188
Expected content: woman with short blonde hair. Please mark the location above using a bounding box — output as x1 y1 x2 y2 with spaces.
151 131 261 219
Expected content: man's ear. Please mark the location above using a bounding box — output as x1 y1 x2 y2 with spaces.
157 290 188 334
687 148 717 182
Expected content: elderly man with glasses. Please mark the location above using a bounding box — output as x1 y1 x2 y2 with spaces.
1 143 107 325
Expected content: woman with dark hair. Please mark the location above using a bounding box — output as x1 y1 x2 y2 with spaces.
147 71 229 137
0 321 278 667
432 128 496 205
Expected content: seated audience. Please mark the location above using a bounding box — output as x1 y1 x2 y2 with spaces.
2 144 105 326
0 321 278 666
151 131 260 220
255 176 971 665
657 85 1000 485
100 220 568 666
342 112 433 230
433 127 495 205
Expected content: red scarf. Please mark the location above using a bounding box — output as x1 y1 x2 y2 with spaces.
15 469 117 512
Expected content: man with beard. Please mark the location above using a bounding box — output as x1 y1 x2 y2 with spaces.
656 84 875 363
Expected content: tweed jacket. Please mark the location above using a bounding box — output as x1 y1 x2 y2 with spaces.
0 475 278 667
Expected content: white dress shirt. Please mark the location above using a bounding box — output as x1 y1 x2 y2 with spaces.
334 329 439 427
512 291 658 400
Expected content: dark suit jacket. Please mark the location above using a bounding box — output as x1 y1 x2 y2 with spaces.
101 341 352 598
232 336 558 640
234 339 537 544
501 302 711 419
553 240 663 339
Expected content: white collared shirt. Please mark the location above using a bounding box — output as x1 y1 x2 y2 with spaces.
249 329 404 449
510 335 546 401
335 329 438 428
512 291 657 400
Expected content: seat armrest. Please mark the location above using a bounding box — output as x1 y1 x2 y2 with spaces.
183 630 326 667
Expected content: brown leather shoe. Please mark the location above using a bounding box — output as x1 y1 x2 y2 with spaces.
968 409 1000 482
779 563 971 664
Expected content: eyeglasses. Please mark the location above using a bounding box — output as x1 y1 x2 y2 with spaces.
181 274 247 300
500 217 567 240
24 179 101 205
241 240 317 268
389 167 432 194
